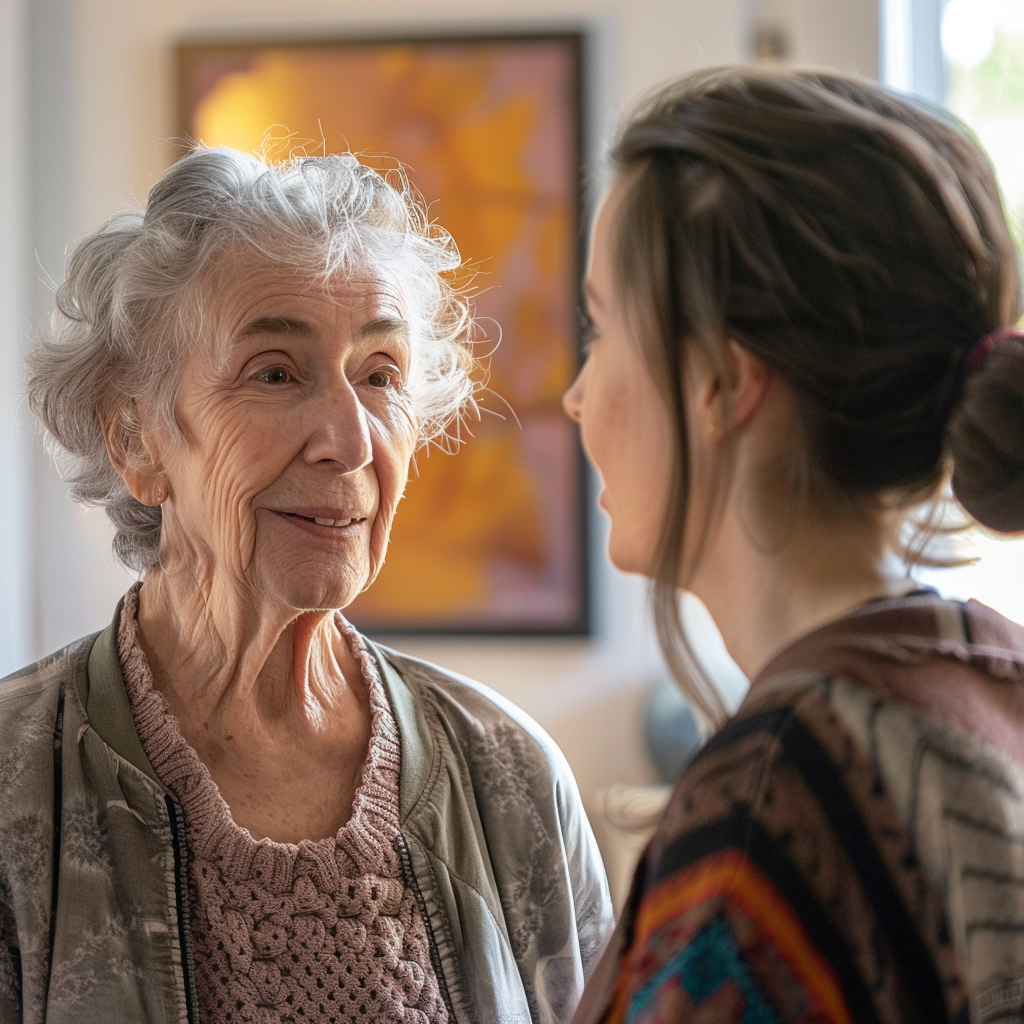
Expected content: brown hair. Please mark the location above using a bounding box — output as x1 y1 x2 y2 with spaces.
609 67 1024 724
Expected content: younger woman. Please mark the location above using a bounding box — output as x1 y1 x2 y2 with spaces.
565 67 1024 1024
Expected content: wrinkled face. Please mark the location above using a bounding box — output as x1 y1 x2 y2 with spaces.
151 255 419 612
563 177 675 577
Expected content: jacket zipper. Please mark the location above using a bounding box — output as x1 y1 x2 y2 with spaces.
45 684 66 1001
393 833 459 1022
165 797 200 1024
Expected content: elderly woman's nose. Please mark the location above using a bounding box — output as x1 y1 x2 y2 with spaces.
301 385 373 471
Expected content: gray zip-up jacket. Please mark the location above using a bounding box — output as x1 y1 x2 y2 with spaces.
0 603 612 1024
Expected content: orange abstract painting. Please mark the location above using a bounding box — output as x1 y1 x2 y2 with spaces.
179 35 587 632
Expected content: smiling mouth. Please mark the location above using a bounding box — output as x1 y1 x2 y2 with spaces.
311 515 356 528
277 511 368 530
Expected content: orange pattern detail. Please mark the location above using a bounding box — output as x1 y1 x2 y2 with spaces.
620 850 853 1024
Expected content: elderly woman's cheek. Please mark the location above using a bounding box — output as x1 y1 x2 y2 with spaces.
169 409 274 577
366 403 417 580
207 430 265 573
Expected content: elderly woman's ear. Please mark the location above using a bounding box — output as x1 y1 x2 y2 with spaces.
98 399 170 507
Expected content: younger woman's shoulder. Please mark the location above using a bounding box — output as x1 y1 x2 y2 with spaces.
621 677 966 1024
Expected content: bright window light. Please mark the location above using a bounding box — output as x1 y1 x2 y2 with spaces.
912 0 1024 623
941 0 996 70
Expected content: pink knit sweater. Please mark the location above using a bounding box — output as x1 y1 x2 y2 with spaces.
116 587 449 1024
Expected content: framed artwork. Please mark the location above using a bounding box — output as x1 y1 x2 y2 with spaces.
179 32 589 634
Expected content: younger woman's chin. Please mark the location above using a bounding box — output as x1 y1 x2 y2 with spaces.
606 540 659 579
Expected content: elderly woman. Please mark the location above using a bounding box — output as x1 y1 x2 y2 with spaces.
1 147 611 1024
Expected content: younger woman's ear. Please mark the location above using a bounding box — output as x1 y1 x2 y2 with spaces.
725 341 772 431
690 340 773 446
98 400 169 507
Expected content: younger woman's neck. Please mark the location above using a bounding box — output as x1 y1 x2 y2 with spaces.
691 510 913 682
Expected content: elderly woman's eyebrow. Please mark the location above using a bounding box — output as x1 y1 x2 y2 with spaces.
360 315 410 340
237 316 315 338
235 315 409 343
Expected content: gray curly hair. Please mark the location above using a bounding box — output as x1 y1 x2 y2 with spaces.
27 147 478 573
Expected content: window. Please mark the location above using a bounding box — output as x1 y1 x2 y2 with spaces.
883 0 1024 623
943 0 1024 248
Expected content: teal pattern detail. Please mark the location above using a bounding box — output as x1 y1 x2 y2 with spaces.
627 916 780 1024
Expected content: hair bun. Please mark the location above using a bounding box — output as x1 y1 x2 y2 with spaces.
949 335 1024 533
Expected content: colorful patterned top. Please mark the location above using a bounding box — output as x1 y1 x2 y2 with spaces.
573 593 1024 1024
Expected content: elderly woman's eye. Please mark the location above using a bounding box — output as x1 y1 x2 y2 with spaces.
252 366 293 385
367 368 399 390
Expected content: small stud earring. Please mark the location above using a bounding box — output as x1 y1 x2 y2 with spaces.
150 482 167 506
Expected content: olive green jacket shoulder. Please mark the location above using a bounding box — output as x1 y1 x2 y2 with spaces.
0 604 612 1024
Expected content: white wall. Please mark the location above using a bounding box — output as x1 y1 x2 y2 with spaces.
0 0 32 677
753 0 879 76
19 0 879 811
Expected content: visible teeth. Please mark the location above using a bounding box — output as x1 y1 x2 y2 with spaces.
314 517 352 527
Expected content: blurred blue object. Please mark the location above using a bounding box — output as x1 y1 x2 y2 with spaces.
642 675 703 783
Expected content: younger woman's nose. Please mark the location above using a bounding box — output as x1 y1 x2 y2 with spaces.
562 367 586 424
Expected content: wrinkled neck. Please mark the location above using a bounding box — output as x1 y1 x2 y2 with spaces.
135 568 351 730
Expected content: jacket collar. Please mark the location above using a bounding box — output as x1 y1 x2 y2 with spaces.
363 638 434 824
84 595 162 784
82 599 433 811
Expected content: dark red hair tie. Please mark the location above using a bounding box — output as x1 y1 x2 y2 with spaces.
965 326 1024 376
